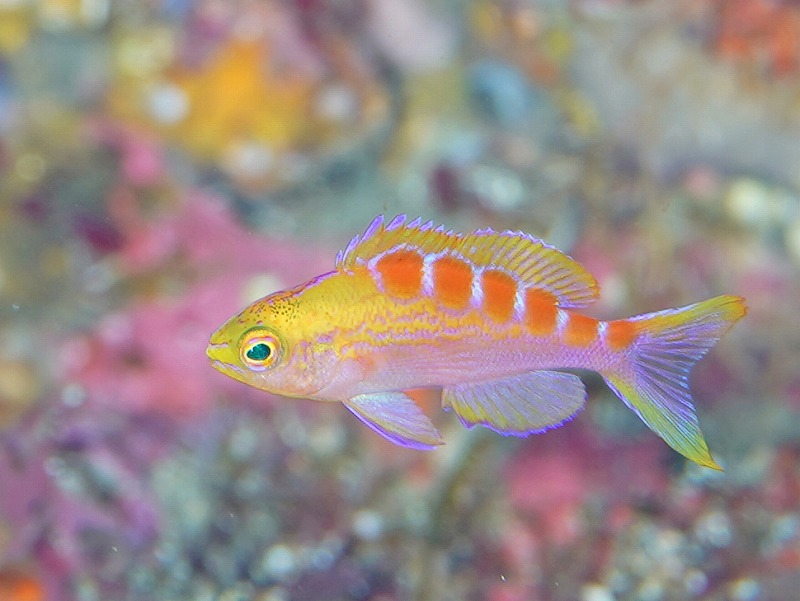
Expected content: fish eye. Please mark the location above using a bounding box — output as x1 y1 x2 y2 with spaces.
246 343 271 361
239 330 281 371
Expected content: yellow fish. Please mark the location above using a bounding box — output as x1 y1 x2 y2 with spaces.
207 215 745 468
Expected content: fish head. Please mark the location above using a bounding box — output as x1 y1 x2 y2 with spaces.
206 287 339 399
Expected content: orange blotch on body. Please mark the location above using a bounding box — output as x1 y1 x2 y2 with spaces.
432 256 473 309
605 319 638 351
563 312 597 347
481 270 516 322
524 289 557 335
376 250 424 299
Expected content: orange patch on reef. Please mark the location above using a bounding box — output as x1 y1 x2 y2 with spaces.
524 289 557 335
605 319 638 351
563 312 597 347
375 250 424 298
481 270 516 322
0 570 44 601
432 256 473 309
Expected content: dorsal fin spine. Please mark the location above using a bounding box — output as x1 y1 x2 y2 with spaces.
387 214 406 230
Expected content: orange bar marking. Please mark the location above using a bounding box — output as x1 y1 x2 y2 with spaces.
563 312 597 347
432 256 473 309
375 250 424 299
606 319 638 351
481 270 516 322
524 288 557 335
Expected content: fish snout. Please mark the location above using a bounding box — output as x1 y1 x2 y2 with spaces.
206 340 230 362
206 339 249 380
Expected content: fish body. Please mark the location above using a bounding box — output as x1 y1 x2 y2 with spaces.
208 215 746 468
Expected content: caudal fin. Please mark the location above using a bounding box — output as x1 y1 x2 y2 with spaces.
602 295 746 469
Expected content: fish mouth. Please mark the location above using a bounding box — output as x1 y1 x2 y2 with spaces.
205 340 228 362
206 341 246 377
210 359 246 377
206 340 228 355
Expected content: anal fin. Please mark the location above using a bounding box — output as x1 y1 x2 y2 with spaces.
442 370 586 436
343 392 444 450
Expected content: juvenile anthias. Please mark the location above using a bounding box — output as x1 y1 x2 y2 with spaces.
207 215 746 468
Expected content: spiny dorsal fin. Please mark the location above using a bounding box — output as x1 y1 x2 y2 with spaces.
337 215 599 308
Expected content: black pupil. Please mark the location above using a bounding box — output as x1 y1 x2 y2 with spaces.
246 343 271 361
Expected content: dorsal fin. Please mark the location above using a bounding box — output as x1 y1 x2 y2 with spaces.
337 215 599 308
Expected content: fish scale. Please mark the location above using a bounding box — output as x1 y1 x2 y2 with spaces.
208 215 746 469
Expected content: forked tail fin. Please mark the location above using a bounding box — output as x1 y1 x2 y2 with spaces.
602 295 746 469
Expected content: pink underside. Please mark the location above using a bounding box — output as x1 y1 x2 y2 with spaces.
338 328 615 398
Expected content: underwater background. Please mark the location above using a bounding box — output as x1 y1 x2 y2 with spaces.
0 1 798 600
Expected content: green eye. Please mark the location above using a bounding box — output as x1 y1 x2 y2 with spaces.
239 330 281 371
246 343 271 361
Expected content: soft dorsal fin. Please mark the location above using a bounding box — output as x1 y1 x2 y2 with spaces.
337 215 599 308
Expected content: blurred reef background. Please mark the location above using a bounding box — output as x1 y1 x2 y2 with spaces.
0 1 799 600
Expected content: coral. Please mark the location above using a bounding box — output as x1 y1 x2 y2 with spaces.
0 409 161 601
0 567 44 601
105 0 394 192
4 154 334 599
714 0 800 76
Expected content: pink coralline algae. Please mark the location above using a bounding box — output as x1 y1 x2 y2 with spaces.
59 191 332 420
2 190 335 599
0 419 160 601
59 288 232 417
505 424 669 546
86 122 166 188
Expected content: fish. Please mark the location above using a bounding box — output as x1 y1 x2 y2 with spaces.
207 215 746 468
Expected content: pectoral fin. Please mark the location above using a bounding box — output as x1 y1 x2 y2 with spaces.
442 370 586 435
343 392 444 450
